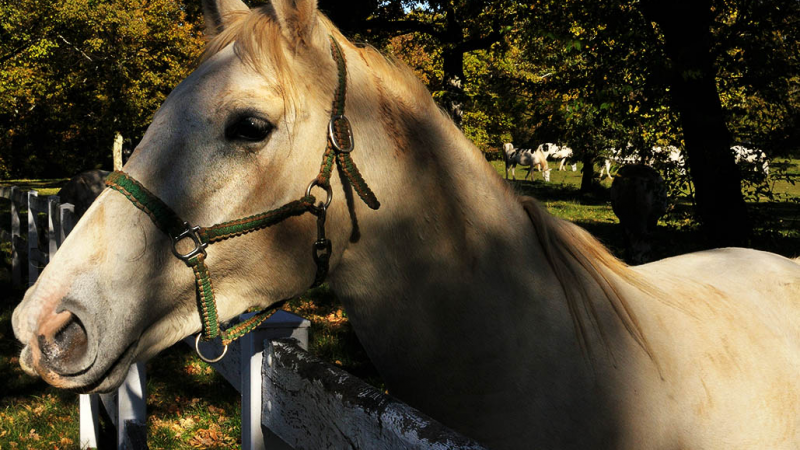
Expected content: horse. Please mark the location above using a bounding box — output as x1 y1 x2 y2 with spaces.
502 143 551 182
13 1 800 448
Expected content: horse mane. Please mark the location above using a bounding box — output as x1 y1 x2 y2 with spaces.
519 195 658 364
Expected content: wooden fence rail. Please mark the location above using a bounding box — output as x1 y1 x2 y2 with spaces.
1 184 485 450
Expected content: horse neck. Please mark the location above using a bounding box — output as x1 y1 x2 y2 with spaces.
327 56 598 388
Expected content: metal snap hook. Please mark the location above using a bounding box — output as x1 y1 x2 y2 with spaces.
194 334 228 364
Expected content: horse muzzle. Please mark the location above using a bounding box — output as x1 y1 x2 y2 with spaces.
14 289 137 392
34 309 96 377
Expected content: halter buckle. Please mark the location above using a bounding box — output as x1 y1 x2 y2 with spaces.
328 114 354 153
171 222 208 263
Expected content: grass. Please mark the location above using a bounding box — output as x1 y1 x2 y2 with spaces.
1 159 799 448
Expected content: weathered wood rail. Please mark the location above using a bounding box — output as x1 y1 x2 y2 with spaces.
2 183 486 450
264 339 487 449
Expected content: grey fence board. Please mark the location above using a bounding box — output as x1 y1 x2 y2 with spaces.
10 186 21 287
0 185 26 204
27 190 41 286
47 196 60 259
59 203 76 243
263 339 487 450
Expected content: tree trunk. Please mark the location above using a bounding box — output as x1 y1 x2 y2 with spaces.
641 0 750 247
580 151 595 194
442 47 465 129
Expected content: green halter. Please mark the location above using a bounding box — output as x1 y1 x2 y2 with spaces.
106 36 379 363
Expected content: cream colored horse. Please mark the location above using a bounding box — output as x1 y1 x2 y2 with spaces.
12 1 800 448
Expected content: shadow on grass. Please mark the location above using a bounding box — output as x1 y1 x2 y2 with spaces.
506 178 611 206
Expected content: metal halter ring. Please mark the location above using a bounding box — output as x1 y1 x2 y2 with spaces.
306 179 333 212
328 115 354 152
195 334 228 363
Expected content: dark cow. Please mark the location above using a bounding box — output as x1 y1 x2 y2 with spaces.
57 170 111 217
610 164 667 264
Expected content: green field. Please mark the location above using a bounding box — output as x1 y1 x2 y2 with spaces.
1 160 799 448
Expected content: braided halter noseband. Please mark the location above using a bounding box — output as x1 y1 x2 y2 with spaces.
105 37 379 363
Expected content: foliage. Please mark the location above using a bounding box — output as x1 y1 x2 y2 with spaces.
1 0 797 204
0 0 205 178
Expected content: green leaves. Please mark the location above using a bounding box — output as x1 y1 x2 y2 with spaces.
0 0 205 177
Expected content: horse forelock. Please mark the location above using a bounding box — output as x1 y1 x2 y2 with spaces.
199 6 317 99
518 195 661 366
199 8 433 111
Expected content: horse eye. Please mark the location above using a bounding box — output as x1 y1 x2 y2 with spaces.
225 116 273 142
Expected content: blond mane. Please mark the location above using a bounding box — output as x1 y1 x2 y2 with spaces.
519 195 661 365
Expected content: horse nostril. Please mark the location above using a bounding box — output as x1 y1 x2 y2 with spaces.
37 311 91 376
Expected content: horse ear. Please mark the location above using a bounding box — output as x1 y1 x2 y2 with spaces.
270 0 319 45
202 0 249 37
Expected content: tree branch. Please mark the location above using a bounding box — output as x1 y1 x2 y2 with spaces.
0 40 40 65
56 34 93 62
359 18 446 40
455 30 503 53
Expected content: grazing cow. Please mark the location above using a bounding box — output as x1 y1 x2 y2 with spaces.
601 146 684 179
610 164 668 264
731 145 769 176
503 143 551 182
540 144 577 171
600 148 639 179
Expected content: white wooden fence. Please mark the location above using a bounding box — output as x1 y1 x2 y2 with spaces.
0 186 78 288
1 184 486 450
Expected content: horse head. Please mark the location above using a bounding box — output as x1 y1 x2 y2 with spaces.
13 0 390 392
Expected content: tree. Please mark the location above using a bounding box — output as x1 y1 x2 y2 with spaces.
322 0 517 128
0 0 205 178
514 0 681 192
639 0 750 246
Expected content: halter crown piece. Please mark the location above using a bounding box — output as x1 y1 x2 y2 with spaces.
106 37 379 363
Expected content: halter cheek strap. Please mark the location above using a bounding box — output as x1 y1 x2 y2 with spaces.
105 36 379 363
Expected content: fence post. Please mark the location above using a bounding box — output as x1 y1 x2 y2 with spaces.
241 311 309 450
241 333 266 450
118 362 147 450
80 394 101 449
27 190 39 286
47 195 61 257
10 186 21 288
113 132 124 171
59 203 76 245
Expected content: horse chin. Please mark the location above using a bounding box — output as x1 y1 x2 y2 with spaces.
79 338 141 394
